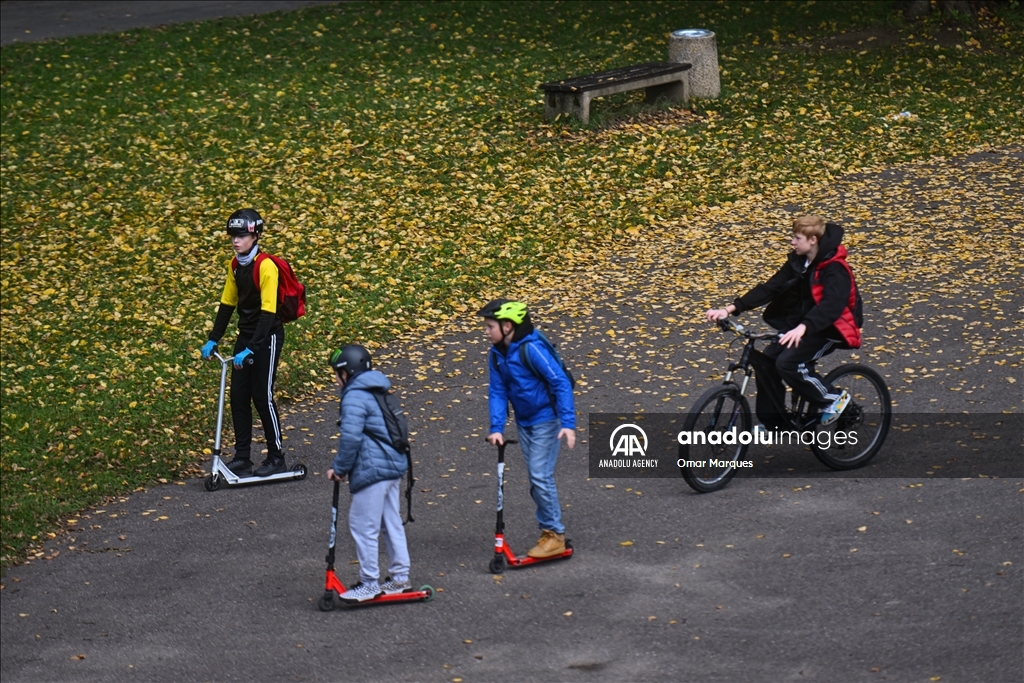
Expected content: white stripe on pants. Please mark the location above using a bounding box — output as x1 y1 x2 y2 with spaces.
348 478 410 584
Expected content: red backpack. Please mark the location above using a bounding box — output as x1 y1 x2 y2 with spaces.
231 252 307 323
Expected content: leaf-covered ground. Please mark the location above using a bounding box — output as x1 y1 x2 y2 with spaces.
2 1 1022 564
371 146 1022 429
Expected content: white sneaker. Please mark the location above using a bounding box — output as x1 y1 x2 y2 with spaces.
339 581 382 604
820 390 851 426
380 577 412 595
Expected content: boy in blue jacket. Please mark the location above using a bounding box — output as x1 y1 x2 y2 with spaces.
325 345 411 603
479 299 576 559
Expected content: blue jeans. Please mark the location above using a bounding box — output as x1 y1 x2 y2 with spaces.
516 419 565 534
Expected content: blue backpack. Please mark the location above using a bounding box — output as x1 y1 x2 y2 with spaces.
491 330 576 391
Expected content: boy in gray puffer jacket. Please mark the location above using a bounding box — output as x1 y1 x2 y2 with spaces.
325 344 411 603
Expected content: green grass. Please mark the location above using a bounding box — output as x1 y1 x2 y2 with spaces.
2 0 1022 564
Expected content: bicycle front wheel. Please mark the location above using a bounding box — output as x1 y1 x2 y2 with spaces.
680 384 752 493
812 364 892 470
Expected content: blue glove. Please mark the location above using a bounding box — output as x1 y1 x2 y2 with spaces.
233 347 253 368
201 340 217 360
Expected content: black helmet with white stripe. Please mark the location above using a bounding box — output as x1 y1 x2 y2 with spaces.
226 208 264 238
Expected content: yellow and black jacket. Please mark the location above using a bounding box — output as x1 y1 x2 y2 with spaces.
208 254 283 348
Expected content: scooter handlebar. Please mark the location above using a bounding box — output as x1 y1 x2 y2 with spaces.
486 438 518 446
211 350 254 366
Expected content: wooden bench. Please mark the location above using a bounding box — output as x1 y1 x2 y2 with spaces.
539 61 691 124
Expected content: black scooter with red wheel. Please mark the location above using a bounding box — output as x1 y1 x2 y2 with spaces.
488 439 573 574
318 479 433 611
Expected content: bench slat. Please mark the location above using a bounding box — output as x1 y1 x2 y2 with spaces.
540 61 691 93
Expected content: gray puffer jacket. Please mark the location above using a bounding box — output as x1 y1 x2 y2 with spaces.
331 370 407 493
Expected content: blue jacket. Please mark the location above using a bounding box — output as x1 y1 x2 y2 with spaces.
332 370 407 493
488 330 576 434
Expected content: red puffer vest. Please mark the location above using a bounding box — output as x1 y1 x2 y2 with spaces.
810 245 861 349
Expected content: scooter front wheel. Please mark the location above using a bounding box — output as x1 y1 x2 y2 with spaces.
489 554 506 574
204 475 222 492
318 595 335 612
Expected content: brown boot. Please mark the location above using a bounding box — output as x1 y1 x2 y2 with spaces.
527 529 566 559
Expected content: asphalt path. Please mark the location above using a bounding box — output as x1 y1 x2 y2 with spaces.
0 1 342 46
2 149 1022 683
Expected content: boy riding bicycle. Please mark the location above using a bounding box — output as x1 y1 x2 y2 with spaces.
706 215 863 428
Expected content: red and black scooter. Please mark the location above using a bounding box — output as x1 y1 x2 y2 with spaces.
489 439 573 574
318 480 433 610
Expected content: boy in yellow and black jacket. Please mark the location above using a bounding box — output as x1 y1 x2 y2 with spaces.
200 208 286 477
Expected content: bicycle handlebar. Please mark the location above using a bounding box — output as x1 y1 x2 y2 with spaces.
716 317 780 341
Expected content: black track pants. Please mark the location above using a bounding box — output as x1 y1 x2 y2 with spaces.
762 334 843 412
231 328 284 461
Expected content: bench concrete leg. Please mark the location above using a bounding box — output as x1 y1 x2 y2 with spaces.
545 92 572 121
572 92 592 124
644 77 689 106
544 91 592 123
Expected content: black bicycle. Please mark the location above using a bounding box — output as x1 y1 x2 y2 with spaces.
680 318 892 493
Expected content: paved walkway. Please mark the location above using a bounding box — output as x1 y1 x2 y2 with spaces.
2 145 1021 682
0 1 341 46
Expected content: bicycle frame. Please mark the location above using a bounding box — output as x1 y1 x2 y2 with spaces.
717 320 818 431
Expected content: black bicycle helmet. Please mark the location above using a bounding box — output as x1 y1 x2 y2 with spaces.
328 344 372 375
226 208 264 237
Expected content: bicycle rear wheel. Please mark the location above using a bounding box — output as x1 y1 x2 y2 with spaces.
811 364 891 470
680 385 752 493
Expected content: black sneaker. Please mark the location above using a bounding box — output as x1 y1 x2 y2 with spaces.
254 456 286 477
226 458 253 476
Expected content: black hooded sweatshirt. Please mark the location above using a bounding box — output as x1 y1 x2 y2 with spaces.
732 222 862 339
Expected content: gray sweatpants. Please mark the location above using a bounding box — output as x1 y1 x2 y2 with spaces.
349 477 410 585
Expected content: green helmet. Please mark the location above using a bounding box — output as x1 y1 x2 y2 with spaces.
478 299 528 325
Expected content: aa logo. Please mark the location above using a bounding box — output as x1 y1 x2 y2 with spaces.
609 424 648 457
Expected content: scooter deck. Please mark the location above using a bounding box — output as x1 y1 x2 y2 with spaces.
490 536 573 572
319 570 433 610
505 546 574 567
204 457 307 491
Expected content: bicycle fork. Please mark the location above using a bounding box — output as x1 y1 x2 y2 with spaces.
711 382 749 433
716 350 753 432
